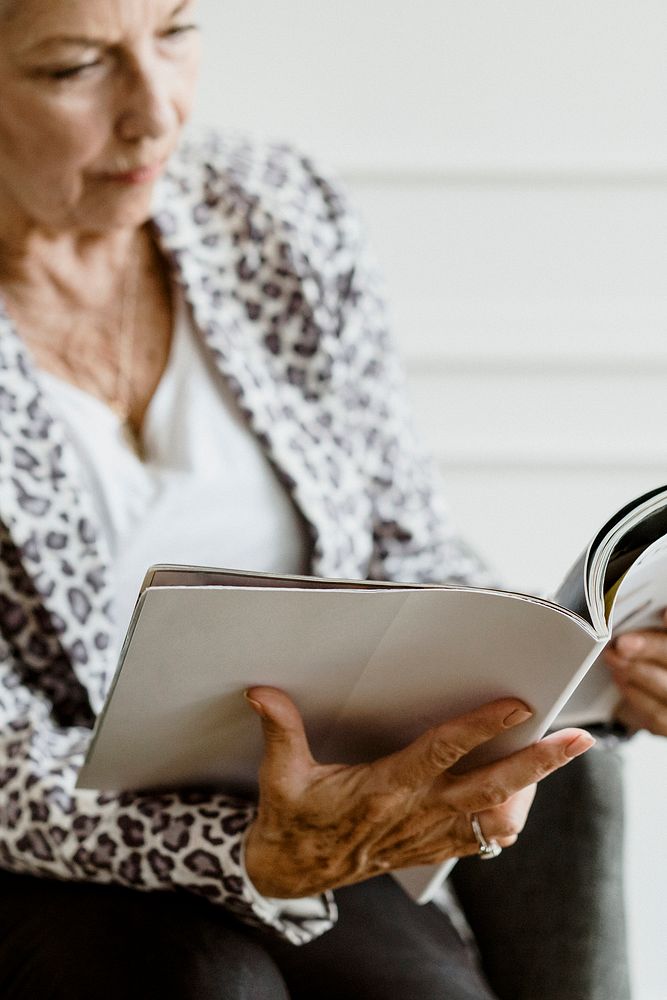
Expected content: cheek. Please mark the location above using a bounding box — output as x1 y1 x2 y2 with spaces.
0 100 108 214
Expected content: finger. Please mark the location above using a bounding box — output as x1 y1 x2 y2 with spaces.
447 728 595 812
405 784 537 867
476 785 537 845
245 686 315 791
615 688 667 737
465 810 519 851
610 631 667 666
381 699 533 788
614 698 644 734
609 661 667 703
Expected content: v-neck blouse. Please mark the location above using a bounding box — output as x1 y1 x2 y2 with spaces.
36 289 311 652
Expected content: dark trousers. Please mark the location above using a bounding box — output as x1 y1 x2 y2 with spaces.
0 869 495 1000
0 749 631 1000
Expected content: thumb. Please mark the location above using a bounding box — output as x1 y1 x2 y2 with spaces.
245 686 315 790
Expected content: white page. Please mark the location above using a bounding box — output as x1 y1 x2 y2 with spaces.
556 534 667 727
79 587 407 792
328 590 600 767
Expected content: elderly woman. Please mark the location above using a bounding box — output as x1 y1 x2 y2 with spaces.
0 1 664 998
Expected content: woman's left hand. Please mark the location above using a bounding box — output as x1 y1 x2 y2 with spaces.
604 608 667 736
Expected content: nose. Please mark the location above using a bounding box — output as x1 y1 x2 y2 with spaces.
115 60 175 144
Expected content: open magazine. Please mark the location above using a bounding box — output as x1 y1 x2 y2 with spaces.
77 484 667 902
549 484 667 724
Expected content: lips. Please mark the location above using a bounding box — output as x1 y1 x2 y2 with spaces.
100 160 166 185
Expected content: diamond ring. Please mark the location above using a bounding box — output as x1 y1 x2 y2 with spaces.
471 814 503 860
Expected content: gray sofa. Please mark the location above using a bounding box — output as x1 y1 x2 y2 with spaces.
450 742 630 1000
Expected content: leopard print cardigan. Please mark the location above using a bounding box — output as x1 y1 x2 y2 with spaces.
0 131 492 945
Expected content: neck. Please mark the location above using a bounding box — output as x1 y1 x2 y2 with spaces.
0 220 151 317
0 224 142 285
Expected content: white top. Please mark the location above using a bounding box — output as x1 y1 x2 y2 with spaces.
36 289 320 915
34 289 463 923
38 290 310 654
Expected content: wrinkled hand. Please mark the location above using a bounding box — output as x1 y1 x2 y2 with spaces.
605 609 667 736
243 687 595 898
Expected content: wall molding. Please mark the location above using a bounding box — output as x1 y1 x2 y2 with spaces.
343 164 667 188
435 454 667 472
406 356 667 376
389 298 667 368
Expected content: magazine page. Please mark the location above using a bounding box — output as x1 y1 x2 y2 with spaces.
146 565 388 591
553 486 667 648
555 532 667 726
586 486 667 633
325 589 601 771
553 547 594 625
78 585 599 794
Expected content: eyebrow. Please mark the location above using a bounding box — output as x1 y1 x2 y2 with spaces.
22 1 193 54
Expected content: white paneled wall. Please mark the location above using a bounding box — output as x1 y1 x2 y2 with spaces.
193 2 667 996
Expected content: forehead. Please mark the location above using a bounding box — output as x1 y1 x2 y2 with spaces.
1 0 189 46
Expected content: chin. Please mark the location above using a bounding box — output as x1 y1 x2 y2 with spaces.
75 187 159 233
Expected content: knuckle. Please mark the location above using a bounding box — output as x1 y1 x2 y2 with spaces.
470 714 505 743
495 811 524 838
263 728 286 747
533 747 563 777
258 773 293 809
475 782 508 811
427 735 460 772
262 720 292 745
493 818 515 839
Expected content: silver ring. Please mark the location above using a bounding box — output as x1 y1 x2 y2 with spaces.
470 814 502 861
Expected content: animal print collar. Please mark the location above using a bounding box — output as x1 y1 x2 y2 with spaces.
0 137 358 714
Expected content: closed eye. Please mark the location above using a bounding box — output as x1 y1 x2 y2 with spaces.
161 23 199 40
48 61 102 80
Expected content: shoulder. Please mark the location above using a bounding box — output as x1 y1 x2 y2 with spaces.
155 129 363 263
153 130 385 399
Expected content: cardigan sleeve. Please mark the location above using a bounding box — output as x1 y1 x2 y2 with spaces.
0 639 336 945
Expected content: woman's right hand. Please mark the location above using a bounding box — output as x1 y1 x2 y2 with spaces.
243 688 595 898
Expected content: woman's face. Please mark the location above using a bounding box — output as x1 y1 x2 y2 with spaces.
0 0 201 234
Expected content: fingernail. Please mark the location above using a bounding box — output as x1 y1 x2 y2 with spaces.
503 708 533 728
616 636 645 657
565 734 596 758
244 690 267 718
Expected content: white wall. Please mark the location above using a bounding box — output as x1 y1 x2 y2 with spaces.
193 3 667 995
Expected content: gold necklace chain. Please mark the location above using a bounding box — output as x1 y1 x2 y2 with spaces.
112 239 144 458
2 236 146 460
